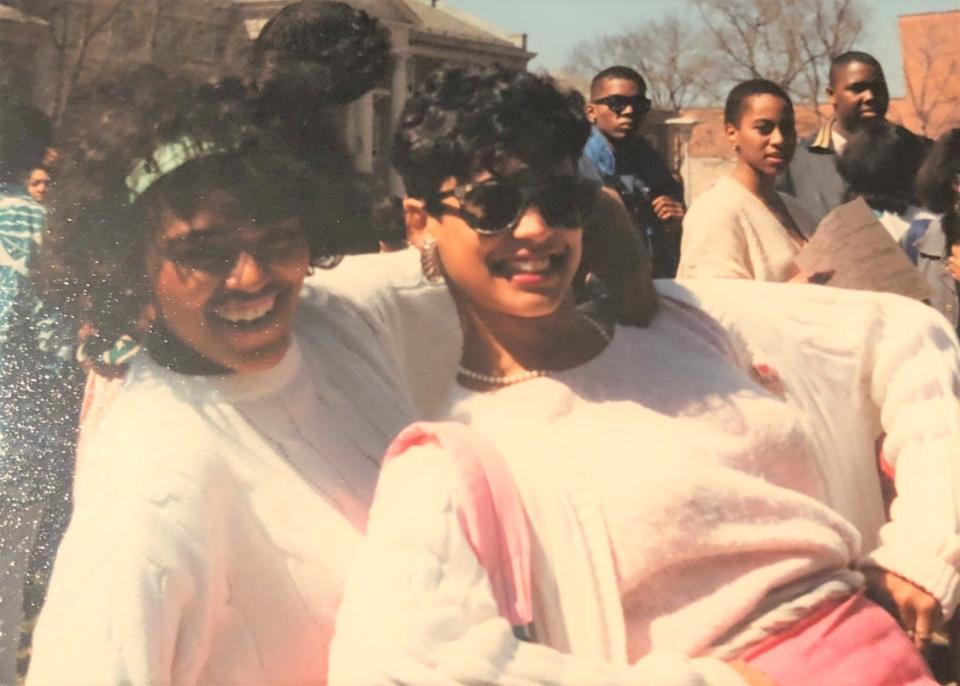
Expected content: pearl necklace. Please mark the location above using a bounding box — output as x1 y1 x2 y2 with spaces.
457 314 612 387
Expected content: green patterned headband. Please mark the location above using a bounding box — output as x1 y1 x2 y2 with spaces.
125 137 223 202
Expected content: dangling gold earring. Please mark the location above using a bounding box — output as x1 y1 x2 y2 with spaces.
420 233 444 284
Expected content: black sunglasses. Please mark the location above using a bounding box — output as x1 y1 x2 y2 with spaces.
592 94 651 116
162 225 307 277
432 172 600 235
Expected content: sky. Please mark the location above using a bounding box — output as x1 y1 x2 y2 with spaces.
439 0 960 99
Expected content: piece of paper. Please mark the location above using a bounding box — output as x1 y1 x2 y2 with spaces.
795 198 930 301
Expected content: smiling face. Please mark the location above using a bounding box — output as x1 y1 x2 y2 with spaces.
427 162 585 322
726 93 797 179
145 189 310 374
587 77 646 142
829 61 889 135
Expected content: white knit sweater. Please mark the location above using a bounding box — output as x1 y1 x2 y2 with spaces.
28 253 960 684
26 286 416 686
678 177 817 281
308 249 462 418
331 281 960 685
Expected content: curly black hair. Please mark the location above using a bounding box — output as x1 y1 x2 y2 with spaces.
837 125 929 215
252 0 392 107
393 65 590 202
40 69 373 360
917 128 960 247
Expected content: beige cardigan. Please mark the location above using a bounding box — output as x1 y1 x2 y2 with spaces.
678 177 816 281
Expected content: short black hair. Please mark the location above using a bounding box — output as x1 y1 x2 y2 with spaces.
836 125 928 214
41 70 373 358
393 65 590 202
590 66 646 99
0 100 52 182
252 0 392 106
828 51 884 88
373 196 407 250
916 128 960 214
723 79 793 126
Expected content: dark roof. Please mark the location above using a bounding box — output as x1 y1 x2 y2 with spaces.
404 0 522 50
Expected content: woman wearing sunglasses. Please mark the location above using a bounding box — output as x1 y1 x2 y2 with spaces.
24 74 423 684
330 66 958 685
678 80 818 282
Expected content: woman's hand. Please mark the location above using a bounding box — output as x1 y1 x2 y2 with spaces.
727 660 776 685
947 244 960 281
864 567 943 650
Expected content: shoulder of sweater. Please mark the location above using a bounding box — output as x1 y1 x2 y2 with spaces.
685 178 744 221
0 193 44 212
78 370 237 509
306 250 428 301
302 251 453 330
664 278 948 343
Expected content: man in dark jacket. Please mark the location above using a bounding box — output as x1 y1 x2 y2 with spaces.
579 66 685 278
779 51 901 222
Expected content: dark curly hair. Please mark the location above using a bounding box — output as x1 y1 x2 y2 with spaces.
252 0 392 107
837 125 929 215
0 99 52 182
917 128 960 247
40 69 373 360
393 66 591 203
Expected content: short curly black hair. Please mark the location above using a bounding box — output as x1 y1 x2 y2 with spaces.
917 128 960 248
917 128 960 214
252 0 392 107
837 125 928 215
40 69 372 359
393 66 590 203
723 79 793 127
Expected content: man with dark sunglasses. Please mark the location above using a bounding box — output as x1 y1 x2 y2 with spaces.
580 66 685 278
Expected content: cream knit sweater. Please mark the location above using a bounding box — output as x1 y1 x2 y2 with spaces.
26 287 416 686
678 177 817 281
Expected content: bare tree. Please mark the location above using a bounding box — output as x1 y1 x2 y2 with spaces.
695 0 867 112
901 20 960 137
8 0 249 125
20 0 131 125
566 13 722 111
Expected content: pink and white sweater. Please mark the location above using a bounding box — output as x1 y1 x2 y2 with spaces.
331 281 960 686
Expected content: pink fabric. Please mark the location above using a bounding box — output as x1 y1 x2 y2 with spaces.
744 593 936 686
383 422 534 629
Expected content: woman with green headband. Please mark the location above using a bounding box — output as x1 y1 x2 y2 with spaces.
25 60 651 681
25 73 417 684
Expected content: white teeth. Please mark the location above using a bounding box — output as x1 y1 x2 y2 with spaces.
213 294 277 323
511 258 551 273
